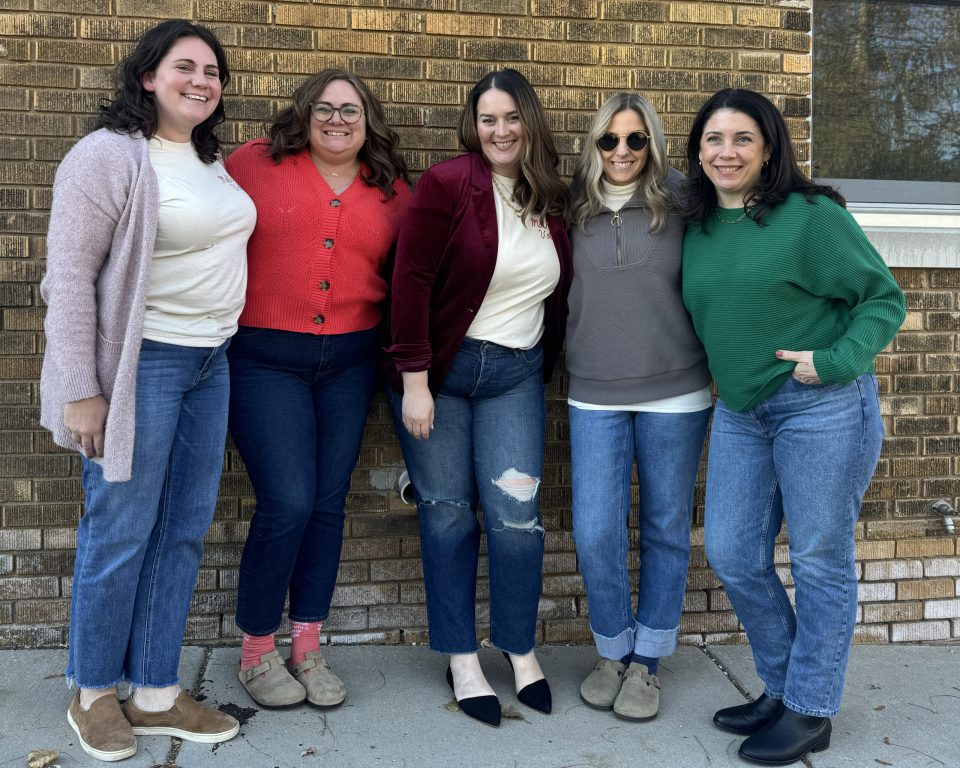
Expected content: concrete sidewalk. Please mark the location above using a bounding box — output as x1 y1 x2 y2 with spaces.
1 644 957 768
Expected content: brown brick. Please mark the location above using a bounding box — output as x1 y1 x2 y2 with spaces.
669 2 732 24
274 5 348 27
80 17 156 40
196 1 271 23
672 47 734 70
567 21 632 43
862 602 923 624
737 52 782 73
737 7 781 28
564 66 631 89
392 33 458 58
498 17 563 39
635 23 699 45
602 45 666 68
897 538 956 558
462 39 529 61
602 1 667 21
769 30 810 53
533 0 597 16
242 25 315 50
700 71 766 92
530 41 599 65
0 13 75 36
425 13 492 36
891 620 951 642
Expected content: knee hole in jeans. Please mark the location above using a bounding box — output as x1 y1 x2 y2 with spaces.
489 469 543 534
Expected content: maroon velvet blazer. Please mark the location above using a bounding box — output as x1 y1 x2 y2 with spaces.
386 152 572 396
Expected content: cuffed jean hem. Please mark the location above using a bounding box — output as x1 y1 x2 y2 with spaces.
66 675 125 691
634 621 680 658
126 677 181 689
592 625 635 661
783 698 837 718
235 611 331 636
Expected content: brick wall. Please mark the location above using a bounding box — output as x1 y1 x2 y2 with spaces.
0 1 957 650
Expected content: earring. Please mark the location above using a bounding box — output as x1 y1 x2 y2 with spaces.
762 161 769 167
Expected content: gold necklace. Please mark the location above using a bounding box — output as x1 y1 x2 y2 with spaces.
716 208 748 224
491 174 525 218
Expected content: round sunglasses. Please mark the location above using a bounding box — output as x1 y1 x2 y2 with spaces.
596 131 650 152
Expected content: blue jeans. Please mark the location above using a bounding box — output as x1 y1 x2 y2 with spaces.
570 407 709 660
68 339 230 689
705 374 883 717
389 338 546 654
228 326 378 634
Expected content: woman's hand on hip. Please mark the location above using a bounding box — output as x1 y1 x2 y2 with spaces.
64 395 109 458
776 349 822 385
401 372 434 440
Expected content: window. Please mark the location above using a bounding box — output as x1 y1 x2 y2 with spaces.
813 0 960 206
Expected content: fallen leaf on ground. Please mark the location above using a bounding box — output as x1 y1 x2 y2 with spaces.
26 749 59 768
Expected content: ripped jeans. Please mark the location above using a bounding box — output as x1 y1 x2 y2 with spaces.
389 338 546 654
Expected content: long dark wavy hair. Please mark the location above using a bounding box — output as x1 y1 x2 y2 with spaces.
263 70 410 199
683 88 844 230
458 68 569 222
98 20 229 164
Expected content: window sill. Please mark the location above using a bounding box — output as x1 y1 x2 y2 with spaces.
850 205 960 269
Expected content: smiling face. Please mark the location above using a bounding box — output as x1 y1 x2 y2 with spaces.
600 109 649 186
308 79 367 167
476 88 525 178
142 36 222 143
698 108 772 207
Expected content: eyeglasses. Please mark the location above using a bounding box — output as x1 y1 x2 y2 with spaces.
310 103 364 123
596 131 650 152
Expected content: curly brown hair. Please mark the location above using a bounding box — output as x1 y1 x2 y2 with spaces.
265 69 409 198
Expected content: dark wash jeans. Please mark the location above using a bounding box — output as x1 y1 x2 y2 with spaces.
389 338 547 654
228 326 378 635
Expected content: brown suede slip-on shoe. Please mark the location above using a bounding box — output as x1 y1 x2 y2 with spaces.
67 689 138 762
122 690 239 743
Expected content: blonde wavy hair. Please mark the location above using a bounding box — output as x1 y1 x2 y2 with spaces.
569 92 674 233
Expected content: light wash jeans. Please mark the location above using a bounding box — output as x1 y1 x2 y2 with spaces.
67 339 230 689
228 326 378 635
389 338 546 654
569 407 709 660
705 374 883 717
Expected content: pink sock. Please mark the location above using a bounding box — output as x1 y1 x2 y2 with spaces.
289 621 322 667
240 632 276 671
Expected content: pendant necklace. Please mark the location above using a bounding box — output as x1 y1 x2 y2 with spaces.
491 174 525 218
716 208 749 225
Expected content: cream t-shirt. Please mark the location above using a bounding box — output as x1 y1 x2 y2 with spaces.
465 174 560 349
143 137 256 347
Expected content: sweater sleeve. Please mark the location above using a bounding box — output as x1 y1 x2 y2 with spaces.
40 137 128 403
385 167 455 373
803 199 906 384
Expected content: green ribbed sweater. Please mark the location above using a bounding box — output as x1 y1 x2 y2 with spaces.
682 193 905 412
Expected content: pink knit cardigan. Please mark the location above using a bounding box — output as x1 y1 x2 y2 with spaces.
40 129 159 482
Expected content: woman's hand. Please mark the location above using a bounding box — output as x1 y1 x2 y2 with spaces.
64 395 109 458
401 372 434 440
776 349 821 385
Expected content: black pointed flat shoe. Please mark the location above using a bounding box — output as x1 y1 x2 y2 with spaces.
713 693 785 734
445 666 501 727
502 652 552 714
737 706 831 766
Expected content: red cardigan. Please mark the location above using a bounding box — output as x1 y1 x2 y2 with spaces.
386 153 572 395
226 140 411 335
